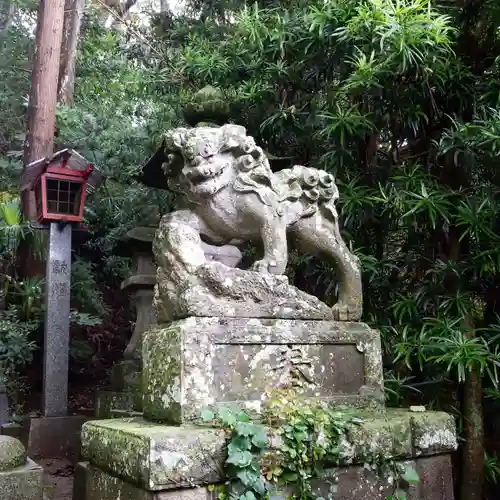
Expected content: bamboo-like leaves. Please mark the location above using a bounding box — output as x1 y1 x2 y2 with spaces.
0 198 45 263
402 181 452 228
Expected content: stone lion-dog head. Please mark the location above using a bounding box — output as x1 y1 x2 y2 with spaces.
161 124 279 202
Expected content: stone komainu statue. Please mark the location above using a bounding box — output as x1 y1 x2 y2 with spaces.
154 124 362 321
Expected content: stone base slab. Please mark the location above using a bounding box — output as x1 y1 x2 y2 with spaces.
73 462 213 500
28 415 89 460
143 318 384 424
81 418 225 491
74 454 454 500
0 458 44 500
81 410 456 491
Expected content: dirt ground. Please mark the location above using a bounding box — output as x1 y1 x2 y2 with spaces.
40 458 74 500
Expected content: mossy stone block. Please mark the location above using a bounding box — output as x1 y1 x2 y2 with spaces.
143 324 182 424
333 409 457 464
410 411 457 456
143 318 385 425
81 418 225 490
74 462 214 500
74 456 454 500
0 458 43 500
0 435 26 471
81 410 457 493
344 411 412 460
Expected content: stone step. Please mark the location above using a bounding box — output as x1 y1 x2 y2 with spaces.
79 408 457 493
75 455 455 500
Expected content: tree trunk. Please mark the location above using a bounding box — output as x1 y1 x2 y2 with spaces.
444 209 484 500
21 0 65 277
58 0 85 106
460 314 484 500
23 0 65 218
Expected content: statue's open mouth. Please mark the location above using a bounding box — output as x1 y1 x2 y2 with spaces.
189 164 227 185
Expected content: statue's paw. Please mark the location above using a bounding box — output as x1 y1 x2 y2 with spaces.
332 302 362 322
252 259 273 274
252 258 286 275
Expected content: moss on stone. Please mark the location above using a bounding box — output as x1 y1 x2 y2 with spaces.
0 436 26 471
319 408 457 466
75 455 455 500
82 419 149 487
81 418 226 490
182 86 231 126
81 408 457 491
142 318 388 425
143 324 184 424
345 412 412 461
0 458 43 500
410 411 457 455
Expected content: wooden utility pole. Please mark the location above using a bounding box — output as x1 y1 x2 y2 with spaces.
58 0 86 106
23 0 65 219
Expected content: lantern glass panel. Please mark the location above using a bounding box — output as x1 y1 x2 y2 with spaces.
46 178 83 216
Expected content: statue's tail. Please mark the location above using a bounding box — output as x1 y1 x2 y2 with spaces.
275 165 340 221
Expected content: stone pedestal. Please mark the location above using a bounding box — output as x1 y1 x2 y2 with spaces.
74 409 456 500
75 455 454 500
143 318 385 424
27 415 88 460
0 435 44 500
75 318 457 500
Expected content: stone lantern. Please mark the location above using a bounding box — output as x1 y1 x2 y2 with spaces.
119 227 157 358
95 226 157 418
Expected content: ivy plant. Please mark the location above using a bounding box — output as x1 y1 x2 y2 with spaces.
202 388 420 500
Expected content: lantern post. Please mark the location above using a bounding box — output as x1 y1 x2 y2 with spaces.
43 221 72 417
22 150 102 418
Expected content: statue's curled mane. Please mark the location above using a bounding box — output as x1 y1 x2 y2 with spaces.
160 124 339 220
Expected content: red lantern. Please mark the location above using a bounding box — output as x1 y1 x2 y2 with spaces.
23 149 95 225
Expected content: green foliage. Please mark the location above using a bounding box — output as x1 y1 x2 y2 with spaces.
203 407 269 499
10 276 44 321
0 307 37 380
203 390 419 500
0 2 35 162
53 15 175 272
484 451 500 485
71 258 108 316
383 371 420 407
0 198 45 265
